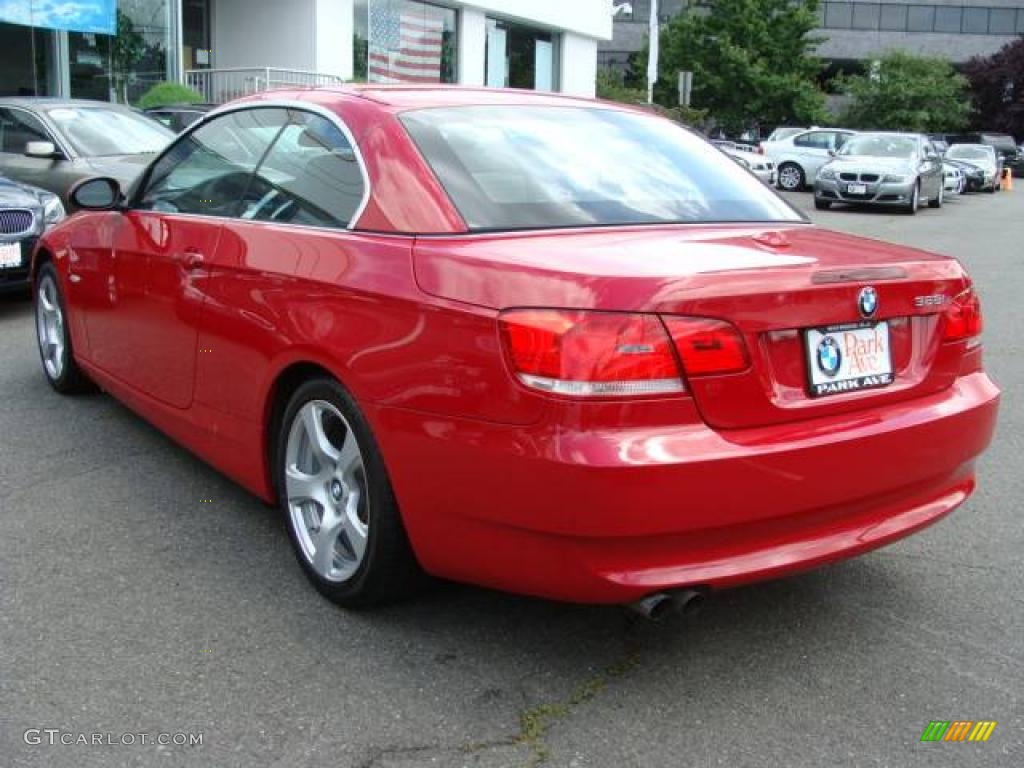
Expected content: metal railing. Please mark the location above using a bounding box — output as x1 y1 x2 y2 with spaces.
185 67 347 104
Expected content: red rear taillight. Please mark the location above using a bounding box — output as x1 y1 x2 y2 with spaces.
943 288 983 343
662 317 749 375
499 310 685 397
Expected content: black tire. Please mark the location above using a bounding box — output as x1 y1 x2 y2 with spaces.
986 183 996 194
814 199 832 210
33 262 92 394
777 163 805 191
275 376 423 607
928 183 943 209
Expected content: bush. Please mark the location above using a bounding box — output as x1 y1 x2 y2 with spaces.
137 82 204 110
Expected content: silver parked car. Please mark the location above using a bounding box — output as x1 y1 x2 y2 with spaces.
711 140 776 185
813 133 945 214
761 127 856 191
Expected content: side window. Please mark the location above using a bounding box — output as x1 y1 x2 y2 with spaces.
0 108 53 154
242 110 365 229
794 131 829 150
137 108 288 217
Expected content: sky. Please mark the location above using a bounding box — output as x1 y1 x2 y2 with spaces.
0 0 116 35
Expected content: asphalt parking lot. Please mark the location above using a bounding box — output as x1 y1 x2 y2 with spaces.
2 188 1021 768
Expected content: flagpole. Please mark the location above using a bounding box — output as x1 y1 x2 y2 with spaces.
647 0 659 104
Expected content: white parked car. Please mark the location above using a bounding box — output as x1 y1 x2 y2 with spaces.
712 141 776 185
760 127 857 191
943 163 965 195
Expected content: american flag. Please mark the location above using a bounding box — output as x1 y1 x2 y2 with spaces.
368 1 444 84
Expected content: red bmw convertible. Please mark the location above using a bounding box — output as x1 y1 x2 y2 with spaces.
31 86 999 611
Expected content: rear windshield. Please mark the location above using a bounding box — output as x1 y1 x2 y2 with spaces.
400 106 801 231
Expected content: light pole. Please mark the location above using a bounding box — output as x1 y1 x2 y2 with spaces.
647 0 659 104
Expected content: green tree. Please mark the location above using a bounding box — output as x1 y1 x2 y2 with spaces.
650 0 827 134
839 51 971 132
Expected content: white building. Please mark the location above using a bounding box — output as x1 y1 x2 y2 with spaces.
0 1 613 103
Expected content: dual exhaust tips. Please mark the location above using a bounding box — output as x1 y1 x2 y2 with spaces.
627 588 707 621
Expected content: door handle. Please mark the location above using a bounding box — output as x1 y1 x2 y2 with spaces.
180 249 205 270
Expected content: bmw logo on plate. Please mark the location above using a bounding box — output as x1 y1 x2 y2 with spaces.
858 286 879 318
816 336 842 378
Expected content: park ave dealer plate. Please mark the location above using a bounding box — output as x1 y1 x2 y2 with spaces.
805 322 893 397
0 242 22 269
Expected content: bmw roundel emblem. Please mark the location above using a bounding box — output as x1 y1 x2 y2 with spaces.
816 336 842 377
858 286 879 318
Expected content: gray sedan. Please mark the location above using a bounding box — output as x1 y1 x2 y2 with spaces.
813 132 945 214
0 98 174 209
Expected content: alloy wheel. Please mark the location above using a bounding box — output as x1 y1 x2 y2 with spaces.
778 165 802 191
36 274 65 380
284 400 369 582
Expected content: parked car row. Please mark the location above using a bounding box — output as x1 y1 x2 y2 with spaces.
757 125 1016 214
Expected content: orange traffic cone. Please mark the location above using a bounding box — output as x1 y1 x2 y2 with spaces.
1003 167 1013 191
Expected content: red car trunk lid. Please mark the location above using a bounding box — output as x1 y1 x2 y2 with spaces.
413 224 970 429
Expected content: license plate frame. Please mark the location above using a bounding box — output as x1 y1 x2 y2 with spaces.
0 242 22 269
846 182 868 195
804 321 894 398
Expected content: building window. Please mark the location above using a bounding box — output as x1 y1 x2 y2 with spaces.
906 5 935 32
961 7 988 33
824 3 1024 35
879 4 908 30
825 2 854 28
183 0 212 71
353 0 457 85
934 6 962 32
69 0 177 103
852 3 881 29
989 8 1016 33
0 24 58 97
485 18 558 91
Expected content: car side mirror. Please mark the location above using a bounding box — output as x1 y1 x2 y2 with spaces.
70 177 124 211
25 141 61 159
827 149 836 157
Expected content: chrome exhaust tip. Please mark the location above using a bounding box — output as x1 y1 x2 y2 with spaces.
626 588 708 621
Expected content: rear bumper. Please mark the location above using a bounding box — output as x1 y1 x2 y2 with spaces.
371 372 999 603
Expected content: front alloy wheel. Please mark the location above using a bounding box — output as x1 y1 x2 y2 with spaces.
777 163 804 191
34 262 90 393
906 181 920 214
